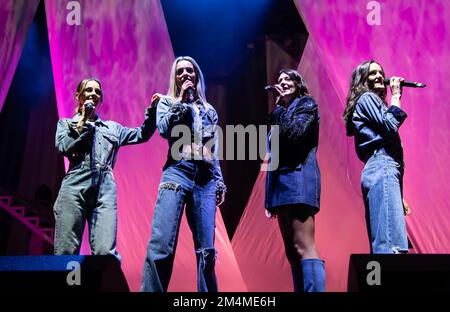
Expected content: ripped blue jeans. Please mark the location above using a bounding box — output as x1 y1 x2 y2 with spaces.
141 159 218 292
361 148 408 254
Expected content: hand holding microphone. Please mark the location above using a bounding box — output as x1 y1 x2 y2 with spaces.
384 78 426 88
384 76 426 97
180 78 196 103
82 100 95 118
76 100 96 132
265 84 285 105
264 84 284 96
388 77 404 97
384 76 427 109
78 100 96 131
84 101 94 111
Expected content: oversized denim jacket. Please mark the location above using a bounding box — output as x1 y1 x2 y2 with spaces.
55 107 156 171
265 96 321 209
268 96 320 169
351 91 407 163
156 96 224 185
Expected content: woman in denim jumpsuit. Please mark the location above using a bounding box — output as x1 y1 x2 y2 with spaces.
54 78 157 260
141 57 226 292
343 60 409 254
265 69 325 292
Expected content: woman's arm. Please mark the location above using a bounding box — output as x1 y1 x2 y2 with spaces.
118 106 157 146
55 119 93 156
156 96 192 139
210 109 226 206
269 97 318 143
355 92 407 137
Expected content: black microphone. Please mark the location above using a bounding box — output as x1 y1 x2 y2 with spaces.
265 85 281 96
264 85 277 91
384 78 426 88
84 101 94 111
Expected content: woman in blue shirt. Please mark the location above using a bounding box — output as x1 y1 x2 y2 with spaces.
54 78 157 260
343 60 409 254
141 57 226 292
265 69 325 292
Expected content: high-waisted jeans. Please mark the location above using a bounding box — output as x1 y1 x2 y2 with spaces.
361 148 408 254
53 161 120 260
141 159 218 292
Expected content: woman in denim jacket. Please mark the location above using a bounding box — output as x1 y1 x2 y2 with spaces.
54 78 157 260
265 69 325 292
343 60 409 254
141 56 226 292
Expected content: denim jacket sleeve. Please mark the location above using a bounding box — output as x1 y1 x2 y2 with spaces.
213 158 224 185
156 96 191 138
210 110 224 185
270 96 318 144
118 106 157 146
354 92 407 137
55 119 93 156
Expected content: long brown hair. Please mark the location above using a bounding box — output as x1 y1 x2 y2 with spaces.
343 60 386 136
74 78 102 114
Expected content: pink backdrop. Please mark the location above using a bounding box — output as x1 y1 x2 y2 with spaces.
1 0 449 293
0 0 39 112
294 0 450 255
232 0 450 291
44 0 246 292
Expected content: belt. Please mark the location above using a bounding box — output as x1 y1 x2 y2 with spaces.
93 163 113 171
180 144 214 163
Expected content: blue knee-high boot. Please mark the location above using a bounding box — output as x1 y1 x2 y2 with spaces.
300 258 325 292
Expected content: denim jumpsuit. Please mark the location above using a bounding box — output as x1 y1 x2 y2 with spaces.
53 108 156 260
352 91 408 254
141 96 224 292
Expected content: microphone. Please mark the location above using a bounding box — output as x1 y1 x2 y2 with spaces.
84 101 94 111
384 78 426 88
264 85 277 91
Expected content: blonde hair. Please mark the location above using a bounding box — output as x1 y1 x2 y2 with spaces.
75 78 102 114
167 56 207 103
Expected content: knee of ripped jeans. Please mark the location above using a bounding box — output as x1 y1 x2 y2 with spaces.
195 247 217 269
158 182 181 192
391 245 408 254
